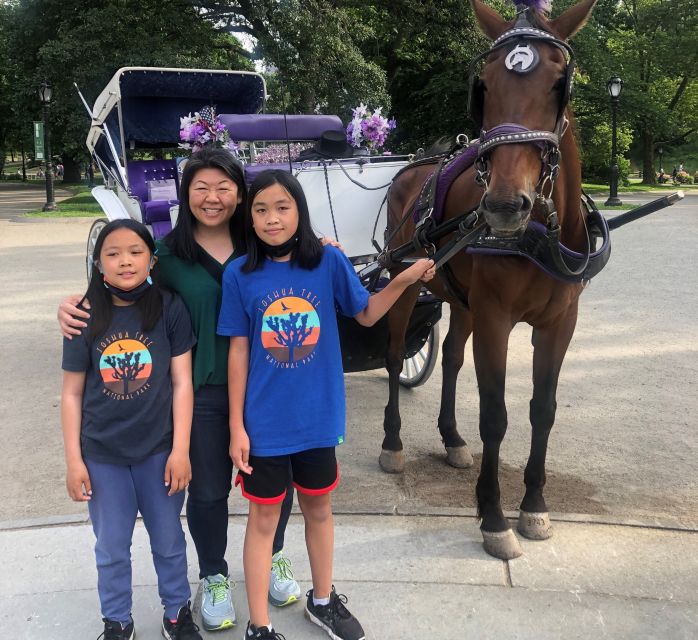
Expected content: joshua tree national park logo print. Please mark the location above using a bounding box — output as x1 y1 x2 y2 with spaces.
99 339 152 397
262 296 320 365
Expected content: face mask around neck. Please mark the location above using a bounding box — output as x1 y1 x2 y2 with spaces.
103 277 152 302
260 234 298 259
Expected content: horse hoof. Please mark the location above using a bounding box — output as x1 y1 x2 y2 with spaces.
481 528 523 560
379 449 405 474
517 511 553 540
445 445 474 468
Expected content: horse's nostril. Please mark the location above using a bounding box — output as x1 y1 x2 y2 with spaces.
520 193 533 213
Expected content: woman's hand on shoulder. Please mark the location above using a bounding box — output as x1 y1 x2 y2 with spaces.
230 425 252 474
58 295 91 339
319 236 345 254
164 449 192 496
65 459 92 502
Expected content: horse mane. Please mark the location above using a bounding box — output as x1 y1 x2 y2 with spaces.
509 1 555 33
511 0 552 16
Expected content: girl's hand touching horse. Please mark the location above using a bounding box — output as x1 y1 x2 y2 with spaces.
395 258 436 285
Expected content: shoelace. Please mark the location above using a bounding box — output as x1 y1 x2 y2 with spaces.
97 620 129 640
175 607 200 633
330 592 353 620
205 577 231 605
271 555 295 582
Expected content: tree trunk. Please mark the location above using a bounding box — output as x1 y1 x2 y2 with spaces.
0 145 5 177
62 155 83 184
640 127 656 185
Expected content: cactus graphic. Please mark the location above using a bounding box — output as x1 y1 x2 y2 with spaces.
104 351 146 395
266 312 313 362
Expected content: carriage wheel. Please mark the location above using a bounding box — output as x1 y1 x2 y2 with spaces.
399 322 440 388
86 218 108 283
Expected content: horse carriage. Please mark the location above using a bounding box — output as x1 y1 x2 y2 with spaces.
81 66 441 387
82 0 684 561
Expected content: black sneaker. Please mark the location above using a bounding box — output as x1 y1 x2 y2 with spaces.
305 587 365 640
245 621 287 639
98 618 135 640
161 603 202 640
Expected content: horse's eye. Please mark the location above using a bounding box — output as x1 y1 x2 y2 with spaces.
554 77 567 92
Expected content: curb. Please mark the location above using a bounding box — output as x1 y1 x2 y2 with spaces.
2 506 695 534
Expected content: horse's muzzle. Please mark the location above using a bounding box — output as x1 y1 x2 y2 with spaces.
478 191 533 236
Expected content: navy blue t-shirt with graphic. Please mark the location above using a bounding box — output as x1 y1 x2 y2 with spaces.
62 292 196 465
217 246 369 456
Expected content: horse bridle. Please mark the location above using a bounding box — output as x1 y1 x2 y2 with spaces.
469 10 575 199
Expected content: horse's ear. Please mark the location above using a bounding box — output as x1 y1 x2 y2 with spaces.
550 0 597 40
470 0 508 40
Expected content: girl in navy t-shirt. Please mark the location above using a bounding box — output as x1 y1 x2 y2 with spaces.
61 219 200 640
217 170 435 640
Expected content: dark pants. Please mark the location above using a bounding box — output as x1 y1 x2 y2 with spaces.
86 451 190 625
186 384 293 579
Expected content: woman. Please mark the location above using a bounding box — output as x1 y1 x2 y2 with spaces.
58 149 301 633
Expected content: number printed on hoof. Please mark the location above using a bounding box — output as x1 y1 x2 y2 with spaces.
445 445 474 468
481 528 523 560
517 511 553 540
379 449 405 474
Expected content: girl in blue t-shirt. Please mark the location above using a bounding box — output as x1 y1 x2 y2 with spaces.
217 170 435 640
61 219 201 640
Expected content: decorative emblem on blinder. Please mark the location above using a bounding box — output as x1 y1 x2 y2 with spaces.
505 43 539 73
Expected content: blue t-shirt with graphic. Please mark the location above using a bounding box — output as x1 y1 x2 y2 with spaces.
217 246 369 456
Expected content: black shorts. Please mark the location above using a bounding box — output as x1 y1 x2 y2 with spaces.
235 446 339 504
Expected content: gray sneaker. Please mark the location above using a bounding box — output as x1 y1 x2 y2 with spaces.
268 550 301 607
201 574 235 631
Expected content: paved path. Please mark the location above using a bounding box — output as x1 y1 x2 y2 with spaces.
1 515 696 640
0 181 73 219
0 188 696 639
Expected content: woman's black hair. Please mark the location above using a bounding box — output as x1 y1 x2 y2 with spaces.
242 170 323 272
85 219 162 339
164 147 247 261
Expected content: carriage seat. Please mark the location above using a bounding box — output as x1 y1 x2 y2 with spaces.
126 159 180 239
218 114 343 142
218 114 346 186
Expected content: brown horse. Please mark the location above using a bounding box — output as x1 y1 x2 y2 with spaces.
380 0 598 559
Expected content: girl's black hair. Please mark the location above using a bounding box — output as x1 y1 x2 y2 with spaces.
242 170 323 272
163 147 247 261
85 219 162 339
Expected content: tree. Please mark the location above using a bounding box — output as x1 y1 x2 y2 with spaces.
0 3 17 177
104 351 145 396
346 0 492 151
565 0 698 183
266 312 313 362
191 0 390 117
7 0 252 183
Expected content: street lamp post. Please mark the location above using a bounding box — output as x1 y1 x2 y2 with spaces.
38 82 58 212
657 146 664 173
605 76 623 207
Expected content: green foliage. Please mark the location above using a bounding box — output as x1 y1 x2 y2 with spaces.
3 0 252 179
562 0 698 183
3 0 696 183
579 120 633 184
349 0 491 151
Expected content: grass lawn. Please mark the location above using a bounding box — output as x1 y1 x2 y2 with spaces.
23 192 104 217
582 179 696 195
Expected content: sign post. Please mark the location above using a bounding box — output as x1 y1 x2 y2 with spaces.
33 121 45 160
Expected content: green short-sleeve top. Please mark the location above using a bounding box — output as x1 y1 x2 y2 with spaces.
155 239 240 391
